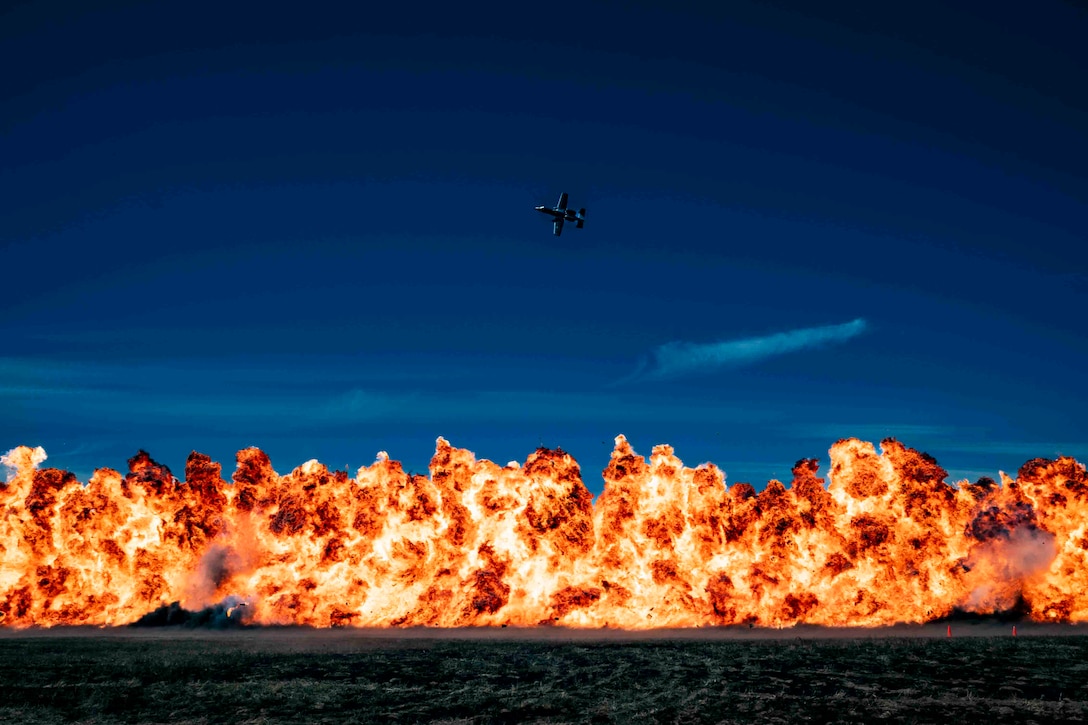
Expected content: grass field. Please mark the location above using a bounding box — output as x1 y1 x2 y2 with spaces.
2 624 1087 724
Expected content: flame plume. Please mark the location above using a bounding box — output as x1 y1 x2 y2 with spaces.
1 437 1085 628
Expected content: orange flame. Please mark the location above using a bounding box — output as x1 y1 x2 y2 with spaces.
2 436 1085 628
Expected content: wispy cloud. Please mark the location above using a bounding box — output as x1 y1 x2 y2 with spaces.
322 388 784 426
617 318 868 384
0 356 784 433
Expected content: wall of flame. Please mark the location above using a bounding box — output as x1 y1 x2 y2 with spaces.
2 436 1086 628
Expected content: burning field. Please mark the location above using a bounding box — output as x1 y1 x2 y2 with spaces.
2 436 1087 629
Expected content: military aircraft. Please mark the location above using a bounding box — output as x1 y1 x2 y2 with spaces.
535 192 585 236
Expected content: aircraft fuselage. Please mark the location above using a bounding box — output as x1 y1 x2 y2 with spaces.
535 206 582 221
535 192 585 236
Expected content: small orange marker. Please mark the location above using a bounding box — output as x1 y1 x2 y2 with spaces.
947 624 952 638
1013 625 1017 637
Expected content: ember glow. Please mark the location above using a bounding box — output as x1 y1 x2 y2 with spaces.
2 437 1086 628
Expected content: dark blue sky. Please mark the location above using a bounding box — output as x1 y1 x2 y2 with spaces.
3 0 1086 490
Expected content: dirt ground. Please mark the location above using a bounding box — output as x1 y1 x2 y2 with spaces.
3 623 1087 723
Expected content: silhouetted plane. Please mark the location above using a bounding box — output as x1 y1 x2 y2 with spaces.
535 192 585 236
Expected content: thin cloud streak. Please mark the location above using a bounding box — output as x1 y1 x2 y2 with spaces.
618 318 869 384
1 376 785 432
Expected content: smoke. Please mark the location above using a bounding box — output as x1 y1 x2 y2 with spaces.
131 595 251 628
617 318 868 384
1003 526 1058 578
147 547 253 629
1 445 47 483
962 525 1058 613
185 545 245 606
989 525 1057 580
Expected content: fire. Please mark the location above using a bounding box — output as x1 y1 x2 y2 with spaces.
1 436 1085 628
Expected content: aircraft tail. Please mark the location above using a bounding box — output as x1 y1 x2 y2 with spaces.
576 209 585 228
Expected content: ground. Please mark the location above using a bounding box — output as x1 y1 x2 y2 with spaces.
1 624 1086 724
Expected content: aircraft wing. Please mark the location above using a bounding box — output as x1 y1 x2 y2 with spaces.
556 192 568 211
553 217 565 236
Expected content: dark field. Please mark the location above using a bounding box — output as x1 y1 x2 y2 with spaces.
3 625 1088 724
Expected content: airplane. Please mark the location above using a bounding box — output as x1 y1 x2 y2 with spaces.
535 192 585 236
